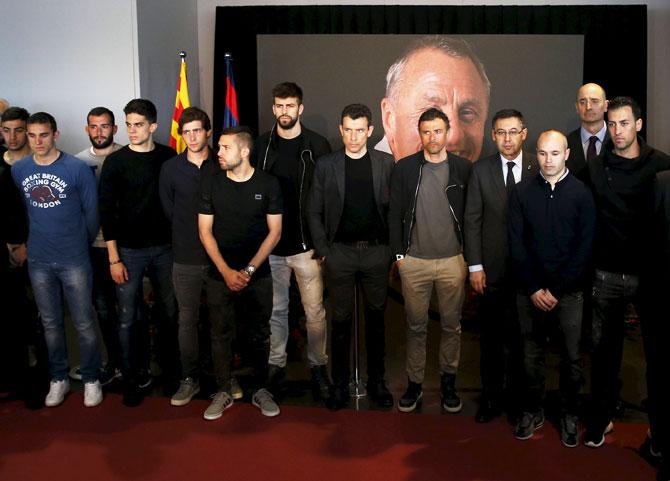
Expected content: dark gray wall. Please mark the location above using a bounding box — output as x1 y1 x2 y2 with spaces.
137 0 201 145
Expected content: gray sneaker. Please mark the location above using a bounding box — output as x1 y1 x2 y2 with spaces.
252 388 280 417
230 377 243 400
203 392 233 420
171 378 200 406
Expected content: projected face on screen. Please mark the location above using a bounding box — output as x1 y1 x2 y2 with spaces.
380 38 490 162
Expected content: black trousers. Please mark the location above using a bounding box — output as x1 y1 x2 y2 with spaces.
478 284 524 405
208 273 272 393
325 243 390 387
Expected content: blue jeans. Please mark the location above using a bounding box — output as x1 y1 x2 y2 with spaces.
117 245 177 380
28 259 101 383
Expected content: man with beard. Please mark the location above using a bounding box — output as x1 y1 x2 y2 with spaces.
389 108 472 414
75 107 122 385
199 127 283 419
253 82 332 402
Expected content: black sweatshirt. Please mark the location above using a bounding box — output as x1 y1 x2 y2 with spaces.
99 143 175 248
508 171 596 298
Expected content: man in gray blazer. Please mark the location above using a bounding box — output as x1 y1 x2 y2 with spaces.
307 104 395 410
464 109 537 423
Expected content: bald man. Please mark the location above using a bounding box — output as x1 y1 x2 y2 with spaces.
508 130 595 447
566 83 609 181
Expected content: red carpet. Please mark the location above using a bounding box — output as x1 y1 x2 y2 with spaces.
0 393 654 481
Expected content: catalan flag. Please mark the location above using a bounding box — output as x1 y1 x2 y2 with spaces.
169 52 190 153
224 53 239 127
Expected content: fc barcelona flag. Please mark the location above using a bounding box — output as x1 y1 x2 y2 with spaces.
169 51 190 153
224 53 239 128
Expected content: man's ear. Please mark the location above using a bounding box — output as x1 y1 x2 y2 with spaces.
381 97 396 156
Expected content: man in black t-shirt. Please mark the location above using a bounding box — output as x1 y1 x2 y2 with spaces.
199 126 283 419
253 82 332 402
99 99 177 407
307 104 394 410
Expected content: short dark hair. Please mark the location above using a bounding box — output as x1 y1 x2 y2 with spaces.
1 106 30 124
608 96 642 120
27 112 57 133
491 109 525 129
220 126 254 152
123 98 157 123
418 108 450 131
87 106 115 125
272 82 303 104
178 107 211 134
341 103 372 126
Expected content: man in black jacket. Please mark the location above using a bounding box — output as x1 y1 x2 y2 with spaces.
508 130 595 447
389 108 472 414
307 104 394 410
253 82 332 400
566 83 609 182
464 109 537 423
584 97 670 448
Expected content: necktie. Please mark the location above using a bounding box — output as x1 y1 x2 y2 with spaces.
506 161 516 196
587 135 598 162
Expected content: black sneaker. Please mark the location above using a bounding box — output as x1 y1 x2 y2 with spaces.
122 381 144 407
440 374 462 413
397 381 422 413
561 414 579 448
475 398 501 423
367 378 393 409
584 420 614 448
514 410 545 440
310 365 333 402
640 430 663 468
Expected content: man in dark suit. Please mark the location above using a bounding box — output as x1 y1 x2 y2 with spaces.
464 109 537 423
307 103 395 410
566 83 609 182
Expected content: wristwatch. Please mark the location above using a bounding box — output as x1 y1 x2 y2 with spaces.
243 264 256 277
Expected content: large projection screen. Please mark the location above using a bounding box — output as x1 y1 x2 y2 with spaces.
257 34 583 160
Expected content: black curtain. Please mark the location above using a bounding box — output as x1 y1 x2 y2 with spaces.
213 5 646 137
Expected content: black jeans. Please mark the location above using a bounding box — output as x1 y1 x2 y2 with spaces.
517 291 583 414
90 247 121 371
208 273 272 393
325 243 390 387
588 269 640 431
479 284 524 404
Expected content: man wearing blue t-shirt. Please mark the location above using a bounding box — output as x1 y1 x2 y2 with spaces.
12 112 102 408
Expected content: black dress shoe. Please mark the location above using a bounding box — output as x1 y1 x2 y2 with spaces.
367 379 393 408
310 365 333 402
122 381 144 407
326 385 347 411
475 399 501 423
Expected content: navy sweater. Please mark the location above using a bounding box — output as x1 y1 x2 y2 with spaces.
508 171 595 298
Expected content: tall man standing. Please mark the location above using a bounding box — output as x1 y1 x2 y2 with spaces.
199 127 283 419
12 112 103 408
508 130 595 447
307 104 395 410
254 82 332 399
389 108 472 414
99 99 177 407
566 83 609 181
584 97 670 448
76 106 122 384
464 109 537 423
159 107 216 406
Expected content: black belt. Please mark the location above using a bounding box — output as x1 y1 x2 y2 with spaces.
338 240 383 249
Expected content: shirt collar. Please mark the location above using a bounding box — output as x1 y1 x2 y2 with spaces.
580 122 607 144
499 150 523 167
539 167 570 184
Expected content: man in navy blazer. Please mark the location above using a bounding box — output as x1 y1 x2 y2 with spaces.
307 104 395 410
464 109 537 423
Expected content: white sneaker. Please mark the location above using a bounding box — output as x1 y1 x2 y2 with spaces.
84 381 103 407
45 379 70 407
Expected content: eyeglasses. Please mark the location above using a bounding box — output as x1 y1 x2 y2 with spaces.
494 129 525 138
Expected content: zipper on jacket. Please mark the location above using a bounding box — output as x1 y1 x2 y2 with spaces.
445 183 463 243
406 162 424 254
298 149 311 251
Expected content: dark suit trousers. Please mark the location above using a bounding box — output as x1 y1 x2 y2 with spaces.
479 284 523 404
325 243 390 387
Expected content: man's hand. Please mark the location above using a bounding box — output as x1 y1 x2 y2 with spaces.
110 262 128 284
10 244 27 266
222 267 249 292
469 270 486 295
530 289 558 311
